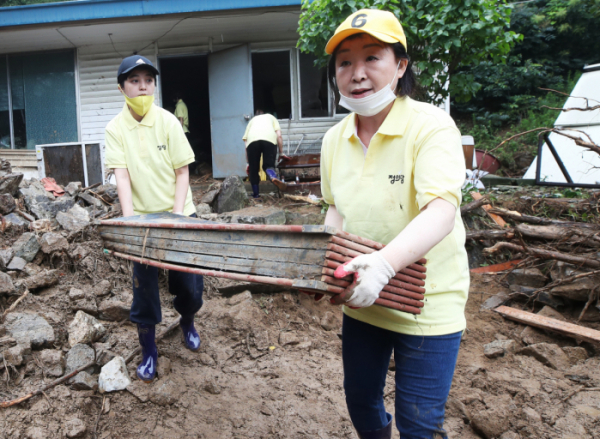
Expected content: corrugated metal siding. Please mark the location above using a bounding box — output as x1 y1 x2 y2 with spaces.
279 119 339 155
78 44 158 150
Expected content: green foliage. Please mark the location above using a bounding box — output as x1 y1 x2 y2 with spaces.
297 0 521 105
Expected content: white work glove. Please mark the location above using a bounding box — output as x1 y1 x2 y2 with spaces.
333 252 395 308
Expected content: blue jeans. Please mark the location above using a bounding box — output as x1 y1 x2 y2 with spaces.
342 314 462 439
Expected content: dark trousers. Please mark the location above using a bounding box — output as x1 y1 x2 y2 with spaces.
247 140 277 185
342 315 462 438
130 213 204 325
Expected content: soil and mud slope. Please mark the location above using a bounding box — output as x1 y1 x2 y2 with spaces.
0 177 599 438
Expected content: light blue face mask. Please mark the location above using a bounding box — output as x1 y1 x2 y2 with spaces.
338 61 401 117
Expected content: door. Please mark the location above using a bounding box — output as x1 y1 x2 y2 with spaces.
208 45 253 178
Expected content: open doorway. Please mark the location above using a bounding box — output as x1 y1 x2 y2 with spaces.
158 55 211 173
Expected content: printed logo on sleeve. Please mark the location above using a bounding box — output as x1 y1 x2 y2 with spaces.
157 145 167 151
389 174 404 184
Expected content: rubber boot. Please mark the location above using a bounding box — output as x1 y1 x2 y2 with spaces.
265 168 286 191
251 184 260 199
180 315 201 351
136 323 157 383
356 414 393 439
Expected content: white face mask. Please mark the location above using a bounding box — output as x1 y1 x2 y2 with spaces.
338 61 401 117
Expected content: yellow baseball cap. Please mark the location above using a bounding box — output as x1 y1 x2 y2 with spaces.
325 9 407 55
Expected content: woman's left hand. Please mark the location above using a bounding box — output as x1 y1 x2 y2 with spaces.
331 252 395 308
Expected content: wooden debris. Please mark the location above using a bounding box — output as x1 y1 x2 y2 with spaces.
494 305 600 344
283 194 321 205
470 192 507 228
470 259 524 274
483 242 600 269
460 195 489 214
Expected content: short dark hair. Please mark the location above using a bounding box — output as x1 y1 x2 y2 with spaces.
327 37 416 102
118 66 157 89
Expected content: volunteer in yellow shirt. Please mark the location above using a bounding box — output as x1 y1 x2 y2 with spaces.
318 10 469 439
242 109 290 198
105 55 204 384
173 94 190 134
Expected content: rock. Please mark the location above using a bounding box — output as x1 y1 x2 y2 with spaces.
56 204 90 232
0 193 16 214
4 213 30 228
517 343 571 370
69 288 86 301
5 312 55 348
520 306 568 345
484 339 518 358
285 210 326 225
279 332 299 346
480 292 510 310
199 353 216 366
223 206 286 225
99 356 131 393
0 173 24 196
215 176 248 214
505 268 547 288
39 349 64 377
470 395 513 439
149 379 180 405
195 203 212 216
69 244 92 261
65 344 96 377
78 191 104 209
94 343 117 367
6 256 26 271
72 297 98 315
40 232 69 254
522 406 542 424
509 285 564 309
0 345 25 367
127 380 151 402
11 232 40 262
68 311 106 347
0 271 15 294
200 188 220 205
320 312 337 331
64 182 82 196
499 432 519 439
64 418 87 438
550 262 599 301
23 186 75 220
562 346 588 364
93 280 112 297
15 269 60 290
0 248 14 270
199 213 219 221
98 299 130 321
227 290 252 306
203 379 221 395
24 426 48 439
157 357 171 378
23 263 43 277
70 371 98 391
30 219 54 233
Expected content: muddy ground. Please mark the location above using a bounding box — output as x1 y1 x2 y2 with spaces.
1 187 599 439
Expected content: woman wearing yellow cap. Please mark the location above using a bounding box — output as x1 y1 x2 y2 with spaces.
319 9 469 439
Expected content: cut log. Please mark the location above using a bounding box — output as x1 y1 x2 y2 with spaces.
495 305 600 344
460 195 489 214
489 207 600 230
482 242 600 269
515 223 600 247
466 229 515 240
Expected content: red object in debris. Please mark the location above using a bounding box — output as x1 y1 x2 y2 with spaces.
475 149 501 174
470 259 523 273
41 177 65 197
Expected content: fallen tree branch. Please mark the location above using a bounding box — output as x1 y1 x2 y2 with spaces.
489 208 600 229
466 229 515 241
1 290 29 323
483 242 600 269
461 195 490 214
0 318 181 409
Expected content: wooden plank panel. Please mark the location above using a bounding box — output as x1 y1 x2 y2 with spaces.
99 225 332 250
104 241 323 279
495 305 600 344
100 232 326 266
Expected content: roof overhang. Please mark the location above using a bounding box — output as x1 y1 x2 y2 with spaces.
0 0 301 29
0 0 302 55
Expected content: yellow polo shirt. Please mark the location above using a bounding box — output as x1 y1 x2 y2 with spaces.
321 97 469 336
105 103 196 216
242 114 280 146
174 99 190 133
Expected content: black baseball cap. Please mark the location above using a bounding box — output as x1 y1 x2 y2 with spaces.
117 55 159 79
